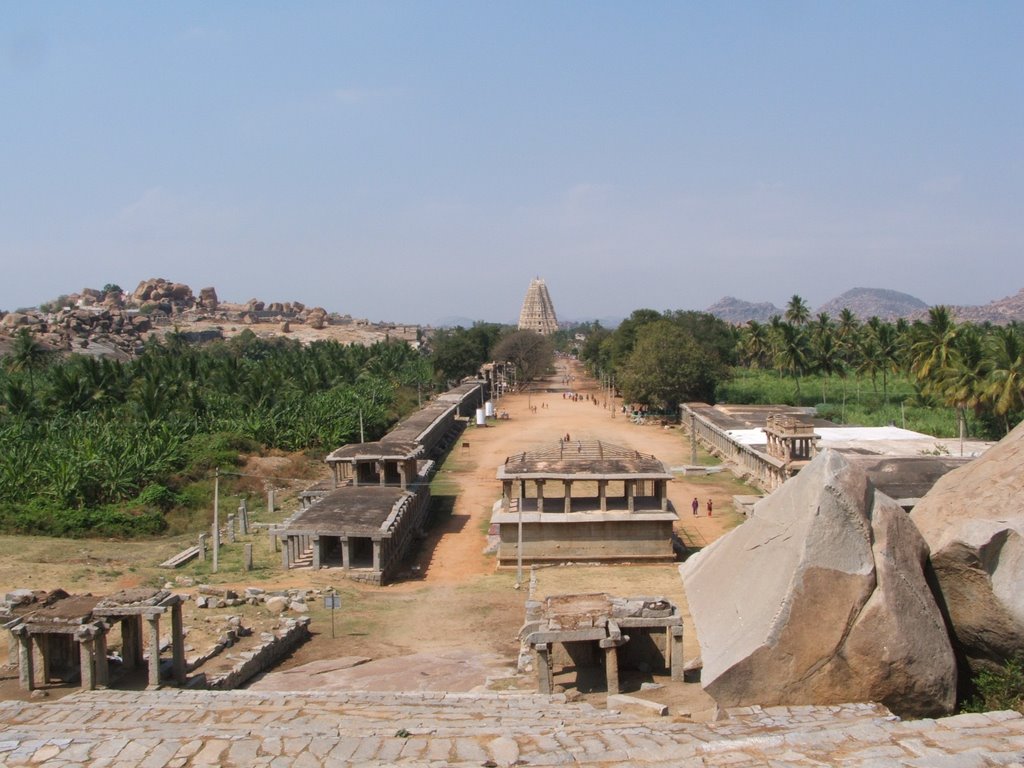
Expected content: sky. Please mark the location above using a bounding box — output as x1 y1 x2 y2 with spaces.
2 3 1022 325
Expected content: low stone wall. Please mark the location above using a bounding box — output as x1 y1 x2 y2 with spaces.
206 617 311 690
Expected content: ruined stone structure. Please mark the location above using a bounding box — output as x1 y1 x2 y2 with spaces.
491 440 677 565
520 593 684 696
2 588 186 693
276 380 486 584
517 278 559 335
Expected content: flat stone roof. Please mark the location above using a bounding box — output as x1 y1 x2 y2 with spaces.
282 486 412 535
499 441 673 480
326 440 422 462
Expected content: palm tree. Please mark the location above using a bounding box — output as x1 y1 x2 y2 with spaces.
5 328 50 396
984 324 1024 434
785 295 811 326
910 306 958 382
741 321 771 369
776 322 809 399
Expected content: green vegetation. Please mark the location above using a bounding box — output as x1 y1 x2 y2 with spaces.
0 331 431 537
963 656 1024 714
728 300 1024 440
578 309 736 415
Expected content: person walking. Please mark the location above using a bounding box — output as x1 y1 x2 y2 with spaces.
691 497 699 516
707 498 713 517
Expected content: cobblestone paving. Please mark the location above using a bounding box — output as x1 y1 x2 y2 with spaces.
0 689 1022 766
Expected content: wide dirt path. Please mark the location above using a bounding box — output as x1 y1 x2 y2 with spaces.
411 357 735 585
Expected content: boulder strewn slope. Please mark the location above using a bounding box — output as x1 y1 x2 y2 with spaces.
681 449 956 718
910 419 1024 674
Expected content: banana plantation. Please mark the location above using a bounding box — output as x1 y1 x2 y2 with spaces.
0 330 432 537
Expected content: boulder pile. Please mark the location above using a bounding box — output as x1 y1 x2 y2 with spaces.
911 419 1024 675
681 449 957 718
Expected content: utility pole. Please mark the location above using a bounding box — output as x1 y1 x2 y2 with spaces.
212 468 220 573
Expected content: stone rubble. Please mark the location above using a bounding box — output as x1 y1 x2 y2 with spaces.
0 689 1021 766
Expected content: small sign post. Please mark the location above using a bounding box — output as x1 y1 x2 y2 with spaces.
324 592 340 638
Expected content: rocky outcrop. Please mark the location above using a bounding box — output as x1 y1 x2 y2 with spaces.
910 419 1024 673
681 449 956 718
816 287 929 321
705 296 781 325
198 286 219 311
132 278 195 308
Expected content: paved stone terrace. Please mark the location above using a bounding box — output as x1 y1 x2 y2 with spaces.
0 689 1022 766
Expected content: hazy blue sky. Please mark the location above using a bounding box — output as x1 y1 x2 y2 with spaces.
3 3 1022 324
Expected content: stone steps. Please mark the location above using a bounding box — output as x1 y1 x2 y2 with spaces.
0 688 1022 766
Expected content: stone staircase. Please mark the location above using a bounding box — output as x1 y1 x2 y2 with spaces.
0 688 1022 766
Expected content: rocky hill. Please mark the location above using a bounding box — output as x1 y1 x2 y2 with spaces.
0 277 419 359
948 288 1024 325
704 297 780 325
815 287 929 321
708 286 1024 325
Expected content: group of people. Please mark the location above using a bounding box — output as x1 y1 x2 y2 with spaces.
691 496 713 517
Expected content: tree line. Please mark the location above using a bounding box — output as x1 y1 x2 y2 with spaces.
573 297 1023 441
0 329 431 536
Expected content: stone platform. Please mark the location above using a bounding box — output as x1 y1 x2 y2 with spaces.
0 689 1022 766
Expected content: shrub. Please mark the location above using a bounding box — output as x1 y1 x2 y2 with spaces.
963 656 1024 714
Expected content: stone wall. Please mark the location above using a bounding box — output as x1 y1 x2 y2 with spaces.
206 617 311 690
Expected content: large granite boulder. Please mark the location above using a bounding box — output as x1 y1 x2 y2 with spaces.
681 449 956 717
911 419 1024 673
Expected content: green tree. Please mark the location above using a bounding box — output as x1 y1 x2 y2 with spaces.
785 295 811 326
491 330 554 384
618 320 722 412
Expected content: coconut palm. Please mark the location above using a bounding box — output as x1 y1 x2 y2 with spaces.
785 295 811 326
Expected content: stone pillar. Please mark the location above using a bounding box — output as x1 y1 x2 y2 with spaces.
145 614 161 689
244 543 254 572
239 498 249 534
372 540 381 573
534 643 552 694
312 536 321 570
536 480 545 514
95 626 109 688
563 480 572 514
341 537 351 570
626 480 635 513
268 487 276 513
198 533 208 562
32 634 50 685
659 480 668 511
603 643 621 695
502 481 512 512
79 634 95 691
121 617 141 670
598 480 608 512
7 629 17 667
518 480 525 512
16 629 34 691
690 412 698 465
281 537 291 569
670 625 684 682
227 514 236 543
170 603 186 685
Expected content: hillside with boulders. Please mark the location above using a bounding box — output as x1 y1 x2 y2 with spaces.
0 277 419 359
704 297 781 324
707 286 1024 325
815 287 929 321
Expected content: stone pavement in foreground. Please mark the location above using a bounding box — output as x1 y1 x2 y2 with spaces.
0 689 1022 767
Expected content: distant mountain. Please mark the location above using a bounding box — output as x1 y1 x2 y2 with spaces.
948 288 1024 325
705 297 780 325
816 288 929 321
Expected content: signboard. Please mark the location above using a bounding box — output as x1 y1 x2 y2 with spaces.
324 594 341 609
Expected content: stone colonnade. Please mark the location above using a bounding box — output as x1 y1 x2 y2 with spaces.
500 478 669 513
11 600 186 692
681 405 790 491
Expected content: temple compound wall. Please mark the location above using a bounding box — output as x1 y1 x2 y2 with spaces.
277 379 486 585
491 440 677 566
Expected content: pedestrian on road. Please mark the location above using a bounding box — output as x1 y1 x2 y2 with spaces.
707 498 713 517
691 497 699 516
